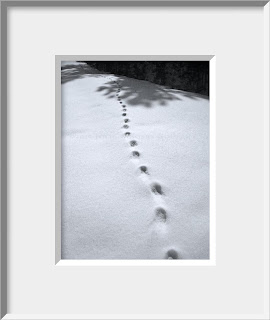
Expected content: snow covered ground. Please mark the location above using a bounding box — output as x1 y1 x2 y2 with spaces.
61 61 209 259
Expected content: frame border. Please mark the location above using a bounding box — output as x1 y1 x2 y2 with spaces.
1 1 269 319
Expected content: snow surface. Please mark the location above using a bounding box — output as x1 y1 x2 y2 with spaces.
61 62 209 259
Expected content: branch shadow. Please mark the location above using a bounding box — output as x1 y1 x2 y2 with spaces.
96 77 208 108
61 63 105 84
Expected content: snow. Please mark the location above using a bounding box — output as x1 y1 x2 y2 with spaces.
61 62 209 259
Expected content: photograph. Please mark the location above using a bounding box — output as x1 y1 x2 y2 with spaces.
61 60 210 260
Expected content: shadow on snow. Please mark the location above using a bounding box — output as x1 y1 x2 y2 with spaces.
96 77 208 108
61 63 104 84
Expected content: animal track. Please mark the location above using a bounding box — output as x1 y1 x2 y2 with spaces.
166 249 179 259
129 140 138 147
139 165 149 174
114 81 173 258
132 151 140 158
151 182 164 195
155 207 167 222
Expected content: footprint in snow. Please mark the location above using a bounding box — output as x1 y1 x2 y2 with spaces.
130 140 137 147
123 125 129 129
122 113 126 116
125 132 131 136
151 182 164 195
139 165 149 174
132 151 140 158
155 207 167 223
166 249 179 259
124 119 129 123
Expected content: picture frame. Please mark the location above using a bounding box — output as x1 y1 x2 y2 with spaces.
1 1 269 319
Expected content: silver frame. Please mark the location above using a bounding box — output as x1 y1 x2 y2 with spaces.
1 1 269 319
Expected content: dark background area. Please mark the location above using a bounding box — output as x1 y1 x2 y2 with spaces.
83 61 209 96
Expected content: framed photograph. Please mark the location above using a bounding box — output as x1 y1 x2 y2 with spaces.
57 56 213 264
1 1 269 319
